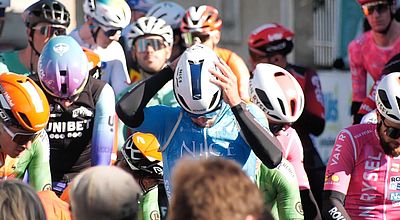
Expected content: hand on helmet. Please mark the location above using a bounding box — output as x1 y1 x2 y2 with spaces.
210 60 242 107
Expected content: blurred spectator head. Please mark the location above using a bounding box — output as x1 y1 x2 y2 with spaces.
357 0 396 34
168 157 266 220
0 179 46 220
69 166 142 220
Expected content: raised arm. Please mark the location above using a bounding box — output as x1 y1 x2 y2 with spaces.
116 66 174 128
210 61 282 168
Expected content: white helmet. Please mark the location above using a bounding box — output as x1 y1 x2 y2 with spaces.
174 44 222 115
146 1 185 30
375 72 400 123
250 63 304 123
83 0 131 30
128 16 174 47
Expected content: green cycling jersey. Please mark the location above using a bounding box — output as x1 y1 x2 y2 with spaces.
256 158 304 220
138 184 169 220
0 130 52 191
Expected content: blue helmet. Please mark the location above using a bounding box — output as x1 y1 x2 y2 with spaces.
38 36 89 99
126 0 158 13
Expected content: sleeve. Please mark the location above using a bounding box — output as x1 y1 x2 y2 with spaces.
116 66 174 128
349 40 367 102
294 68 325 136
102 43 131 98
231 102 282 169
91 83 116 166
284 128 310 190
323 129 355 194
29 131 52 191
322 190 351 220
225 52 251 102
264 160 304 220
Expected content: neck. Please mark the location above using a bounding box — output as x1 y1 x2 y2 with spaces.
79 23 96 46
19 46 37 72
372 20 400 47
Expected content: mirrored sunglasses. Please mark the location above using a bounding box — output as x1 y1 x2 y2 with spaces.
381 116 400 139
3 125 39 145
135 38 166 52
32 25 67 37
103 28 122 38
182 32 211 47
362 2 390 16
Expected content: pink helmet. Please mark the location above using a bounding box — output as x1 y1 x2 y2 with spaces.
250 63 304 123
357 0 392 5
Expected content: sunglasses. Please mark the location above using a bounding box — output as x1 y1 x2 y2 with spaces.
135 38 166 52
103 28 122 38
32 25 66 38
3 125 39 145
181 32 211 47
362 2 390 16
381 116 400 139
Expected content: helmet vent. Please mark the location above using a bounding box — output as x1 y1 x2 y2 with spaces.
378 89 392 109
178 94 190 111
388 114 400 121
189 60 204 100
60 70 66 76
208 91 219 109
18 112 32 128
290 100 296 116
274 72 285 77
255 88 273 110
278 98 286 115
397 96 400 112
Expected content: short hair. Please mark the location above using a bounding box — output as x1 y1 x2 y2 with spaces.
168 157 266 220
0 179 46 220
69 166 142 220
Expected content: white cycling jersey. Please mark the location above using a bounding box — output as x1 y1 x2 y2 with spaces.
70 30 131 97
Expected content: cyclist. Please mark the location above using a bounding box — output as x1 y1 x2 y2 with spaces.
116 44 283 199
1 0 70 75
0 72 51 191
323 72 400 219
248 23 326 210
117 132 168 220
349 0 400 123
70 0 131 97
34 35 116 196
180 5 251 101
250 63 321 219
146 1 186 61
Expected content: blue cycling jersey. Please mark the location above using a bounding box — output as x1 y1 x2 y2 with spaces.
133 102 268 198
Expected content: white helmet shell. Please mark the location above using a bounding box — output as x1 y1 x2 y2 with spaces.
83 0 131 29
146 1 185 30
375 72 400 123
128 16 174 47
250 63 304 123
174 44 222 115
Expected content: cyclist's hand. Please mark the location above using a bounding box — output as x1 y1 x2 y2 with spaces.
209 60 242 107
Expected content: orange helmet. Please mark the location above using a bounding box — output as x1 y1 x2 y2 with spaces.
0 73 50 132
180 5 222 33
82 47 102 79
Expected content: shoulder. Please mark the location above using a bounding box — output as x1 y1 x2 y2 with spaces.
349 32 371 51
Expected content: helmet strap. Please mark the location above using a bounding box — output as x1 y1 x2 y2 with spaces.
28 29 41 73
90 26 101 44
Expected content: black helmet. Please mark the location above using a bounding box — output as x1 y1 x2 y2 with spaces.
23 0 70 28
121 132 163 180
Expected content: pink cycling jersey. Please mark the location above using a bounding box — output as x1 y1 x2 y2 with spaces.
324 123 400 219
276 126 310 190
348 31 400 102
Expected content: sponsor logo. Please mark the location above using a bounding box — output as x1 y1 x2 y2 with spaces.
53 43 69 56
390 192 400 201
328 207 347 220
72 106 94 118
150 210 160 220
295 202 303 215
389 183 400 190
